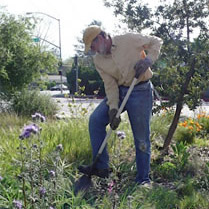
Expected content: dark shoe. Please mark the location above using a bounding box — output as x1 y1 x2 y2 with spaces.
78 165 109 178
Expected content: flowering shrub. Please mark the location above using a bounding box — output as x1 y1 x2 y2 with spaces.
197 112 209 134
177 112 209 144
177 119 200 144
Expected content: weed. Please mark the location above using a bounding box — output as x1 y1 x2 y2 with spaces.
171 142 190 172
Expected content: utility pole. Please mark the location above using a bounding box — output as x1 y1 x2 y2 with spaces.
26 12 63 93
74 55 78 93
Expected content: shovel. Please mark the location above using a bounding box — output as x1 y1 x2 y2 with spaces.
74 77 138 195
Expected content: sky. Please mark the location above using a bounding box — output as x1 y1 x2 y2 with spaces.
1 0 125 60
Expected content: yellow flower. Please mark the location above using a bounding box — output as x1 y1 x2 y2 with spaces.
195 122 201 128
179 122 183 126
189 120 194 124
182 121 188 127
188 126 193 130
197 112 207 119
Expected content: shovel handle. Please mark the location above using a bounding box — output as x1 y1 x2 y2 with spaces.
96 77 138 157
116 77 138 118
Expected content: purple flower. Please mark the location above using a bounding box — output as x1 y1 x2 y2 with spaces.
39 187 46 197
32 112 46 122
107 180 115 194
56 144 63 151
49 207 55 209
116 131 126 140
49 170 56 178
13 200 22 209
0 176 3 181
19 124 39 139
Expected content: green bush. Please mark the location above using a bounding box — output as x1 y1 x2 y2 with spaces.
11 90 58 117
156 162 177 180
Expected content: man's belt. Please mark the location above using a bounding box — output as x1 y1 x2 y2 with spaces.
135 80 149 86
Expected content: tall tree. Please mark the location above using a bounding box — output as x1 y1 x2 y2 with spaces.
0 11 57 100
104 0 209 150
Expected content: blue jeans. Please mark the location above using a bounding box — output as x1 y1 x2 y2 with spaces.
89 81 153 184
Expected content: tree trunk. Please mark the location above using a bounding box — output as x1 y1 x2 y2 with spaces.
163 58 196 150
163 102 183 150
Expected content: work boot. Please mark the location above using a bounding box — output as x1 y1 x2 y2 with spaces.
78 165 109 178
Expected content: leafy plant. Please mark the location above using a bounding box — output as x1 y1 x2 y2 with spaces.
156 162 177 180
176 113 209 144
176 121 196 144
197 112 209 135
11 90 58 117
171 142 190 172
0 12 57 101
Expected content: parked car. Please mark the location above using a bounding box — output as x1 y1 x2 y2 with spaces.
50 84 68 91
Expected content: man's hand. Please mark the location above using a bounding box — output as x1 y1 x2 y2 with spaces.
108 109 121 130
134 57 152 79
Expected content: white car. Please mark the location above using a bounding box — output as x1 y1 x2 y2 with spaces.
50 84 68 91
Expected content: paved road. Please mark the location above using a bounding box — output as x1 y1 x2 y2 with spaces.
41 91 209 119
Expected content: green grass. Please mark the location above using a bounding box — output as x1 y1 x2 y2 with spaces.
0 112 208 208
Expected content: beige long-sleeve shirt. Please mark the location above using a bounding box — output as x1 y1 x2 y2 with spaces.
93 33 163 110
